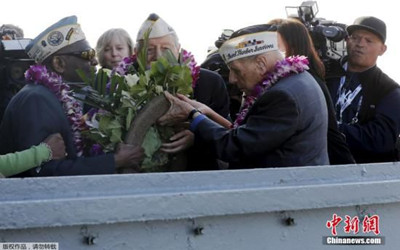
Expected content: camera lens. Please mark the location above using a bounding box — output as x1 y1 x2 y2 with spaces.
322 26 347 42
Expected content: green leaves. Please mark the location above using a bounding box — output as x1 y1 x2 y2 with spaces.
137 28 151 73
77 26 195 172
147 50 193 96
140 125 174 172
142 126 162 157
98 114 122 144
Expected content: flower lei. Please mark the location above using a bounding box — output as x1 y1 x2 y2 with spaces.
233 55 310 128
113 49 200 88
25 65 86 156
182 49 201 89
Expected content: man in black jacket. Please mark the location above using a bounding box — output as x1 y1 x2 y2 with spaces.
159 24 329 168
0 16 144 177
327 16 400 163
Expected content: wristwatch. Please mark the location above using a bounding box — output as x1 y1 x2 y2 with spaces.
188 109 202 121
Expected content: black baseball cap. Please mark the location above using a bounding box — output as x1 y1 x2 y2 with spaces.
347 16 386 43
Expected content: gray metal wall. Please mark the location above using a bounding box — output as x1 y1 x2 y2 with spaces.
1 163 399 249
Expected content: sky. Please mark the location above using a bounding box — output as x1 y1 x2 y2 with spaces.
2 0 399 83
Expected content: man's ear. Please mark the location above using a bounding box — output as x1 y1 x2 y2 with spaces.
255 55 268 75
378 44 387 56
51 56 67 74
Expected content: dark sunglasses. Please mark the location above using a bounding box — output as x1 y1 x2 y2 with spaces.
58 48 96 60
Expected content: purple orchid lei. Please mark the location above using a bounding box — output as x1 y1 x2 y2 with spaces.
113 54 137 76
182 49 200 89
233 55 310 128
113 49 200 88
25 65 86 156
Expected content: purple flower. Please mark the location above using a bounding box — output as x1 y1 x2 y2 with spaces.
251 85 263 97
87 108 99 119
89 144 104 156
113 54 137 76
182 49 200 89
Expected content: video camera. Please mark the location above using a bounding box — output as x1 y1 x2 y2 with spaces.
201 29 234 81
0 39 34 92
285 1 347 62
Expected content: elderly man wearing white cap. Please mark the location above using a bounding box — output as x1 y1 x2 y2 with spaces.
159 24 329 169
135 14 230 171
0 16 144 177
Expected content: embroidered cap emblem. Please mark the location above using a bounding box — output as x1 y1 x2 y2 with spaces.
47 31 64 46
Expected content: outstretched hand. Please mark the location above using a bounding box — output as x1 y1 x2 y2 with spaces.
158 91 194 126
178 92 233 129
174 93 212 115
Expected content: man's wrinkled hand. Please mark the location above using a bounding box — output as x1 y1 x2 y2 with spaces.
175 93 211 115
160 129 194 153
158 91 194 126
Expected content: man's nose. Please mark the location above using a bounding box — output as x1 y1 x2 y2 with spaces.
357 39 367 47
90 57 98 67
155 47 163 60
229 71 237 84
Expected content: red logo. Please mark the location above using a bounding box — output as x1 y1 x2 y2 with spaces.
326 214 342 236
326 214 380 236
363 215 380 235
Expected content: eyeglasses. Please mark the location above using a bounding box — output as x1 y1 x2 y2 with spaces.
58 48 96 60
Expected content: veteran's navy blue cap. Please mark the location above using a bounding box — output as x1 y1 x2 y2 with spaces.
26 15 86 63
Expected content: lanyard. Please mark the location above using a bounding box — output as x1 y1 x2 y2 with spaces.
336 65 363 125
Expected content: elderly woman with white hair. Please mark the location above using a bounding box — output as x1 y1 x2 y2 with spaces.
95 28 133 70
